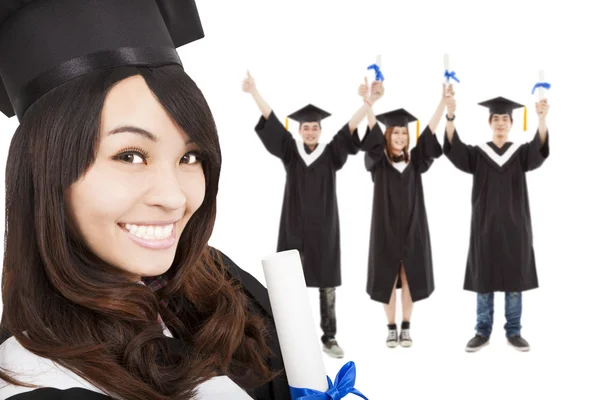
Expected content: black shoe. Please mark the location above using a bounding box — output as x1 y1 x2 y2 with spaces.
465 334 490 352
507 335 530 352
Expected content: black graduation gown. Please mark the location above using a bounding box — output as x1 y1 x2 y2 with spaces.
0 249 290 400
361 124 442 303
443 129 550 293
255 112 361 288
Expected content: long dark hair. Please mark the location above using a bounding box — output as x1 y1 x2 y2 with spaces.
1 65 275 399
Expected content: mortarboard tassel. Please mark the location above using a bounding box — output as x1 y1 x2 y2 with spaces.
523 106 527 131
416 120 420 141
285 117 289 131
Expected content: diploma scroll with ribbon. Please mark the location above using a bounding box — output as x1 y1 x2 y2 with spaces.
262 250 368 400
444 53 460 85
367 55 384 81
532 69 551 99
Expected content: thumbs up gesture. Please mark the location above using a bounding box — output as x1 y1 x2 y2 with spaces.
242 70 257 94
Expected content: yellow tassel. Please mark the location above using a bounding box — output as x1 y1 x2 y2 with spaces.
523 107 527 131
416 120 420 141
285 117 289 131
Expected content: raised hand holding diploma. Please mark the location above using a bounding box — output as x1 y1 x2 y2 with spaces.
262 250 368 399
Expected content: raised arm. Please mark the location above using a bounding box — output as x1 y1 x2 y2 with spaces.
411 85 446 173
445 84 457 143
243 72 295 163
520 99 550 172
442 88 477 174
242 70 272 119
330 80 385 170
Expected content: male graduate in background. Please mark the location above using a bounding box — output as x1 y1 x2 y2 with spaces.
443 84 550 352
242 72 384 358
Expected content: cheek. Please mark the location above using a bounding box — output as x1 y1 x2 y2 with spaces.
68 164 141 227
180 170 207 214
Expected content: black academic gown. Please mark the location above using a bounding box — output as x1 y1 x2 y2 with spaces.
0 249 290 400
443 129 550 293
362 124 441 303
255 112 361 288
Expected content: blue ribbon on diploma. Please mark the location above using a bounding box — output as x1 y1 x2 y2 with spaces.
444 69 460 83
367 64 384 81
531 82 551 94
289 361 368 400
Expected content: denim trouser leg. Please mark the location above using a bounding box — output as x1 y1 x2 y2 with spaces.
504 292 522 337
476 292 494 338
319 288 336 343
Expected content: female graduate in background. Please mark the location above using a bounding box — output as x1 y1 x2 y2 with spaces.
0 1 289 399
359 81 446 348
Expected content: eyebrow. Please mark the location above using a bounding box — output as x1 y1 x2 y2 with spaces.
107 125 195 144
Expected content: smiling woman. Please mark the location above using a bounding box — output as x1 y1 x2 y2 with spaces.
64 74 209 280
0 1 289 399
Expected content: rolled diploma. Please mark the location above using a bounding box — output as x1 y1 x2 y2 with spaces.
262 250 328 391
444 54 450 85
376 54 382 68
538 70 545 99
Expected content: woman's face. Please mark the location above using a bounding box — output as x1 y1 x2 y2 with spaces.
390 126 409 153
66 75 206 278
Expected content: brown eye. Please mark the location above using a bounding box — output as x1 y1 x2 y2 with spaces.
181 152 202 165
116 151 146 164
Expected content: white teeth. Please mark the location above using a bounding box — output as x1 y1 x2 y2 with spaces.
122 223 174 240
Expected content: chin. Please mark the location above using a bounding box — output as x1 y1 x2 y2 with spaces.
121 253 176 278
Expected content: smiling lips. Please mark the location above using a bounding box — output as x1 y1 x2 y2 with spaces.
118 222 177 249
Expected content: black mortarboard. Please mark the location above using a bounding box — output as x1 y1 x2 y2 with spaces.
478 97 524 116
287 104 331 124
375 108 418 128
0 0 204 120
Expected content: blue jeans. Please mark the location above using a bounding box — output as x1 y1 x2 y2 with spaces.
476 292 522 338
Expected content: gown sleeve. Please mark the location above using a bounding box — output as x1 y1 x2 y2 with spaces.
442 128 477 174
411 125 442 173
360 124 386 172
519 129 550 172
328 123 361 171
213 249 291 400
254 112 297 166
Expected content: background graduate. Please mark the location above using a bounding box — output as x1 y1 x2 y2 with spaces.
0 1 290 399
242 72 374 358
443 85 550 353
359 80 444 348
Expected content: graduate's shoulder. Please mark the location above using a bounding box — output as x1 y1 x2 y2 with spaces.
5 387 110 399
0 337 108 399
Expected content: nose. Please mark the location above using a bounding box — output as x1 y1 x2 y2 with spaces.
143 166 187 211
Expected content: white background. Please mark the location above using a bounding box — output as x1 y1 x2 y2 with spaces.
1 0 599 398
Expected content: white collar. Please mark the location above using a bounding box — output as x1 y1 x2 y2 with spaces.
476 142 520 167
296 140 326 166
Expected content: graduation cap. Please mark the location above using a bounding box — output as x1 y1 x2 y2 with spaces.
286 104 331 130
376 108 422 140
478 96 528 130
0 0 204 120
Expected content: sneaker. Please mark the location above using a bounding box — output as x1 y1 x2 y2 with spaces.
323 339 344 358
386 328 399 348
399 329 412 348
507 335 530 352
465 334 490 352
